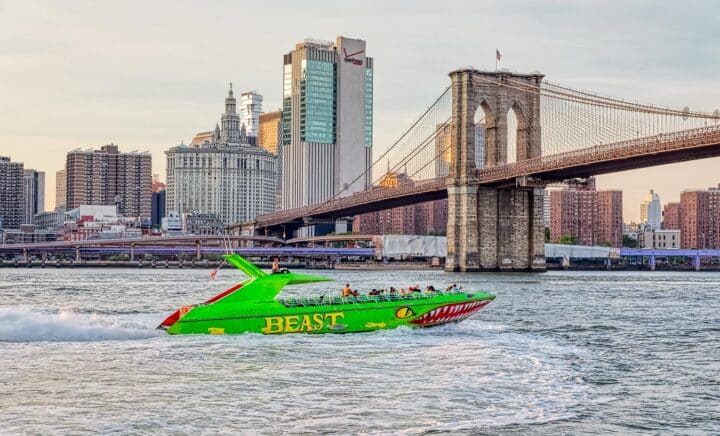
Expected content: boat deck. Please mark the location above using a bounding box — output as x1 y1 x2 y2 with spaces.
278 291 467 308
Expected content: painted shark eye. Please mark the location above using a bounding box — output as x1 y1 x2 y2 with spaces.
395 307 415 319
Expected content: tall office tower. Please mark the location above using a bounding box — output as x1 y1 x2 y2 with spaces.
258 110 282 155
240 92 263 138
22 169 45 224
258 110 283 210
640 189 661 230
281 36 373 212
662 202 680 229
55 169 67 210
0 156 25 230
66 144 152 219
549 177 623 247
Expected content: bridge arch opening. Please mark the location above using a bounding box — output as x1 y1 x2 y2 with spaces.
506 102 527 164
473 100 493 168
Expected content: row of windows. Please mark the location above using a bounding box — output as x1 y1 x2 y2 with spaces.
301 60 336 145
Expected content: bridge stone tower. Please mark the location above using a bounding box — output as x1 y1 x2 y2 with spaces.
446 69 546 272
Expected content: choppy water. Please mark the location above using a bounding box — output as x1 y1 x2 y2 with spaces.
1 267 719 434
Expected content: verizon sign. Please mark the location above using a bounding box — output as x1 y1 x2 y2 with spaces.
343 48 364 66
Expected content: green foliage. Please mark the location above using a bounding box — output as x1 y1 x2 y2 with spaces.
597 240 613 247
557 235 579 245
108 254 130 261
623 234 638 248
544 227 550 242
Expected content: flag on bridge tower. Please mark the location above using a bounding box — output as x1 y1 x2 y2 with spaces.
496 49 502 61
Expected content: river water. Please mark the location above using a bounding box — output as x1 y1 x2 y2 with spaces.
1 267 718 434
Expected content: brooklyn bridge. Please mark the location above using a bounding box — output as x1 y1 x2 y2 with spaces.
231 68 720 272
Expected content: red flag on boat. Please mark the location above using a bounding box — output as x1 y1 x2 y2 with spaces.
209 270 217 280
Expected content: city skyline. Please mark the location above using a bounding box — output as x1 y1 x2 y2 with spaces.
3 1 720 221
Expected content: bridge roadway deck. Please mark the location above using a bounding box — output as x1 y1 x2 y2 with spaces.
478 124 720 186
245 125 720 230
0 234 284 250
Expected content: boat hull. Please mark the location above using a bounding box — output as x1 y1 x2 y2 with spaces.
164 292 494 335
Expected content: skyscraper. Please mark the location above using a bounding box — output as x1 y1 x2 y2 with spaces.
22 169 45 224
165 86 278 225
281 36 373 211
0 156 24 230
258 110 282 155
66 144 152 219
240 91 263 138
640 189 661 230
55 169 67 210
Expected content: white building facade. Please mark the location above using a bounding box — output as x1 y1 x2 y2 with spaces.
640 229 681 249
640 189 662 230
240 91 263 138
165 86 278 225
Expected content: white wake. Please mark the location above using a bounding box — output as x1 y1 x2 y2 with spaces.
0 307 160 342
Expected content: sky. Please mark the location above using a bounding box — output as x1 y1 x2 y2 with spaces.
1 0 720 222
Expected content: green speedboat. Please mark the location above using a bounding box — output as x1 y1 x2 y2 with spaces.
159 254 495 335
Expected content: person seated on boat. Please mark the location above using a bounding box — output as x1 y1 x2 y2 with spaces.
451 284 460 292
271 257 280 273
389 287 397 294
342 283 353 297
446 284 453 291
369 289 380 296
425 285 436 293
412 285 422 293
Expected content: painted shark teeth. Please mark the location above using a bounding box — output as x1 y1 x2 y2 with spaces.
410 300 490 326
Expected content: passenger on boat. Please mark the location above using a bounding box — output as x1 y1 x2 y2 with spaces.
389 287 397 294
342 284 353 297
369 288 379 296
271 257 279 273
412 285 421 293
425 285 436 293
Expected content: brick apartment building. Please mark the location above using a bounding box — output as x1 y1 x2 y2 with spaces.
679 186 720 248
66 144 152 219
549 178 623 247
353 172 447 235
662 202 681 230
